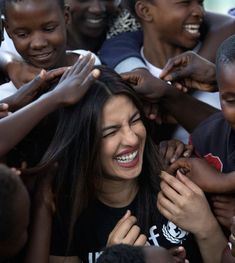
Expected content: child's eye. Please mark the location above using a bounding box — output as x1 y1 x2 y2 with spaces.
15 31 28 38
44 25 56 32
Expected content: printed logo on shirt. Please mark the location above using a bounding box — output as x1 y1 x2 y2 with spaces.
147 221 188 246
162 221 188 244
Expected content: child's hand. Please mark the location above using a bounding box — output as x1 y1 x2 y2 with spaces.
121 68 170 102
106 210 147 247
159 139 193 166
7 59 41 88
0 103 10 118
211 195 235 230
159 51 217 92
167 157 225 193
6 67 67 111
51 53 100 106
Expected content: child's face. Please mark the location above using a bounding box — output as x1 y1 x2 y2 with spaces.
218 63 235 131
5 0 69 69
66 0 119 38
143 0 204 50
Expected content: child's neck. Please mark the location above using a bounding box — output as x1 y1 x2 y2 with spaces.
98 178 139 208
143 31 185 69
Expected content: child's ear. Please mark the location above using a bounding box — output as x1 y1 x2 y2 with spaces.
135 0 153 22
63 5 71 25
3 20 12 40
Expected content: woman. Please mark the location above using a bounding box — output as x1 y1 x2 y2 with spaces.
41 66 225 263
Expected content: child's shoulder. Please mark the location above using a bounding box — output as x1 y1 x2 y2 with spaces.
68 49 101 66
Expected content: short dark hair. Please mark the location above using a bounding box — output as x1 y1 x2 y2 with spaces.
123 0 154 18
216 35 235 80
1 0 65 17
97 244 145 263
0 164 25 242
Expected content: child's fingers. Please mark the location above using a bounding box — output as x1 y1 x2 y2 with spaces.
80 69 100 91
0 103 9 111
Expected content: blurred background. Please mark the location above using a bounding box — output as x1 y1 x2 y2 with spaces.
205 0 235 14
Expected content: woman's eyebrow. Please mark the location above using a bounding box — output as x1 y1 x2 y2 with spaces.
102 124 120 132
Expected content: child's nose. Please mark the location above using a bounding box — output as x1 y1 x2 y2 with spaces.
30 33 47 49
88 0 106 13
191 2 204 19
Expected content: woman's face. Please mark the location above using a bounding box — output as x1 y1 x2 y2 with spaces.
100 95 146 180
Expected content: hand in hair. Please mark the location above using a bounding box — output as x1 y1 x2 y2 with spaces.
121 68 170 102
49 53 100 106
106 210 147 247
160 51 217 92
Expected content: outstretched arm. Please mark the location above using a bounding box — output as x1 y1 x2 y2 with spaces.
122 68 218 133
199 11 235 63
0 54 100 157
0 50 40 88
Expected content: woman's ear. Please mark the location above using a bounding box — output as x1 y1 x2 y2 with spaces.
135 0 153 22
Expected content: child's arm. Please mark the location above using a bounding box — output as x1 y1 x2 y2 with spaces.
0 54 100 157
121 68 218 133
159 51 217 92
199 12 235 63
0 50 40 87
157 171 227 263
168 157 235 193
24 165 56 263
0 67 67 112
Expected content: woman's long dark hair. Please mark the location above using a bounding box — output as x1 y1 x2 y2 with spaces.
40 66 163 241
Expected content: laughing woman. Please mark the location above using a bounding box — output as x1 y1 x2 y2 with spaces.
40 66 226 263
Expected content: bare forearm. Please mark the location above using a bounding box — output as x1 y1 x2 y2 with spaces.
195 219 227 263
0 92 59 157
24 204 53 263
160 87 219 133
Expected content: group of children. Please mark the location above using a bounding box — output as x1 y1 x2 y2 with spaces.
0 0 235 262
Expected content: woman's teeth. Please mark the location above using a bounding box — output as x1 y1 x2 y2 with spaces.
115 150 138 163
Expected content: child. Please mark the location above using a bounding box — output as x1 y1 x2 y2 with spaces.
101 0 222 143
96 244 177 263
66 0 122 52
0 163 30 262
0 0 100 99
0 55 100 262
39 66 226 263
